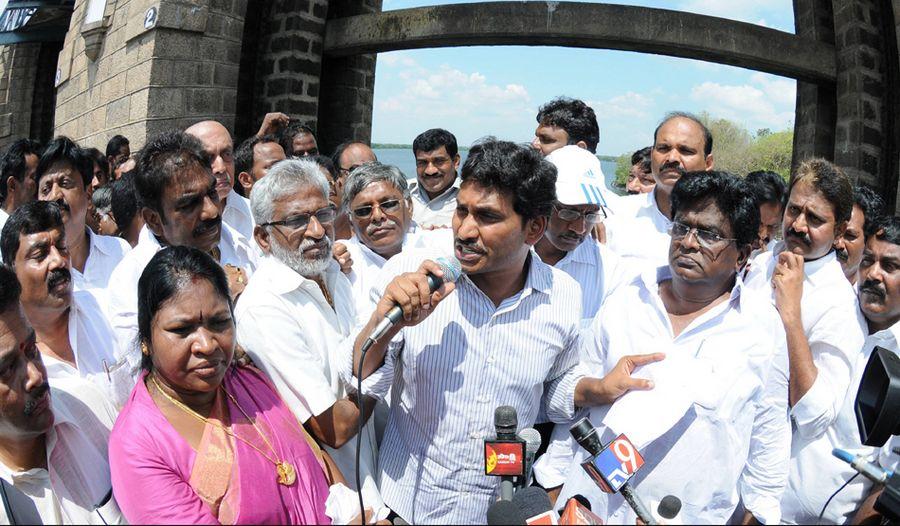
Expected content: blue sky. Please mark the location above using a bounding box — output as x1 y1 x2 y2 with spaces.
371 0 797 156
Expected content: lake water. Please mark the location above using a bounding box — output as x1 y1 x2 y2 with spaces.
373 148 620 192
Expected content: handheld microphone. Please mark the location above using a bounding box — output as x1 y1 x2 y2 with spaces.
364 256 461 347
518 427 542 487
559 495 603 525
569 419 655 525
487 500 527 525
485 406 526 501
832 448 895 484
513 486 558 525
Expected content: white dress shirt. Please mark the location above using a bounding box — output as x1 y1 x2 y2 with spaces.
409 180 459 228
106 224 258 378
234 256 382 506
781 320 900 524
73 229 130 314
744 247 867 442
0 377 123 525
555 266 791 524
539 238 628 322
341 249 586 524
0 208 8 236
222 189 255 241
41 291 133 409
603 188 673 271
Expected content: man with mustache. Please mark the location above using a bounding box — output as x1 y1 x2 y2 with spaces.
347 139 663 524
410 128 460 229
234 134 286 197
783 215 900 524
235 159 383 510
332 142 378 241
0 264 123 524
34 138 130 302
556 171 790 524
624 146 655 195
1 201 131 407
741 159 867 523
834 185 885 285
107 131 257 378
185 120 256 241
744 170 787 256
0 139 41 236
336 162 440 315
605 112 715 269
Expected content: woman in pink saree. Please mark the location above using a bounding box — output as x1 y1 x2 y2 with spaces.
109 246 336 524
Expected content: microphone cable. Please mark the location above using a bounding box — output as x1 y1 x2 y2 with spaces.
817 472 859 525
355 338 375 524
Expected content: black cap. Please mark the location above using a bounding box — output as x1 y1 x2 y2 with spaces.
487 500 526 525
569 418 603 456
494 405 518 439
658 495 682 520
512 486 553 519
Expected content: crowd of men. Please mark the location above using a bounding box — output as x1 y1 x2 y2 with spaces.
0 95 896 524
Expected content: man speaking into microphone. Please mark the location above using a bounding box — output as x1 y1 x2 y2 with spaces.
342 139 663 524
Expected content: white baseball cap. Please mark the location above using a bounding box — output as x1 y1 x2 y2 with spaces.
545 145 609 207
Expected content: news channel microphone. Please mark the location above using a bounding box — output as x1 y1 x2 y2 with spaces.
518 427 542 488
569 418 656 525
485 406 526 501
832 448 895 484
362 256 462 350
512 486 557 525
559 494 603 525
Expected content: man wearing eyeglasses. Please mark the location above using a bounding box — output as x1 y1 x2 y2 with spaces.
235 158 383 511
410 128 461 229
556 170 791 524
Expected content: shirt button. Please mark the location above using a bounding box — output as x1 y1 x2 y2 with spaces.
487 356 495 363
478 396 489 404
470 431 481 439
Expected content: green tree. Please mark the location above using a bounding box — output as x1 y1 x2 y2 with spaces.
614 152 631 188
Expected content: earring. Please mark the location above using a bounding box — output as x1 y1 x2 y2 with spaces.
141 341 150 356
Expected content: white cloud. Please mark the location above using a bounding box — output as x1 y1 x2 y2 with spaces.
676 0 789 27
690 73 795 131
589 92 654 121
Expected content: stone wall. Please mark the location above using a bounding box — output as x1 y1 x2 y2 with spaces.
792 0 836 168
0 43 42 147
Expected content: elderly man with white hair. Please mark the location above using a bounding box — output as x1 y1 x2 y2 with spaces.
234 159 383 507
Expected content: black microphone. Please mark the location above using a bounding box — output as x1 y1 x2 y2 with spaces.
485 406 525 501
569 417 656 525
572 494 592 510
363 256 461 347
487 499 526 525
512 486 556 524
656 495 682 523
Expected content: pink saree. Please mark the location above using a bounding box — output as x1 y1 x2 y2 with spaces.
110 365 332 525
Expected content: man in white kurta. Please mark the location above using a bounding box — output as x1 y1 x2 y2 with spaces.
235 159 382 508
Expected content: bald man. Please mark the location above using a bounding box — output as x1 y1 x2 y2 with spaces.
185 120 255 241
331 141 378 240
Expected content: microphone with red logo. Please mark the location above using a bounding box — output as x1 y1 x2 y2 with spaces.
559 494 604 525
512 486 558 525
485 406 526 501
569 418 656 525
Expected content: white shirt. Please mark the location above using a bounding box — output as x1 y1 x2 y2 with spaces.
780 320 900 524
234 256 381 506
539 238 627 322
107 224 258 378
604 188 672 271
73 229 130 314
409 180 459 228
222 189 255 241
556 267 791 524
0 377 123 525
0 208 8 236
41 291 133 409
744 247 867 441
342 250 586 524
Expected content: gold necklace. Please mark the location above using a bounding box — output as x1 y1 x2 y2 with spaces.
149 375 297 486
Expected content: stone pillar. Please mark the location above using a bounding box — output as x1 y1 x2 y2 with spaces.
317 0 382 154
792 0 836 169
0 43 43 148
246 0 328 142
54 0 248 151
831 0 891 191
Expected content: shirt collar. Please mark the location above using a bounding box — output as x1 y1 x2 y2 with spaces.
867 317 900 348
640 188 671 224
85 228 114 257
260 254 341 296
772 242 839 286
643 264 745 309
411 177 460 204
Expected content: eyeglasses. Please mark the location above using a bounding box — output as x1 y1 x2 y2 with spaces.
352 199 402 219
554 206 607 225
668 221 736 248
339 164 364 177
261 206 336 231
